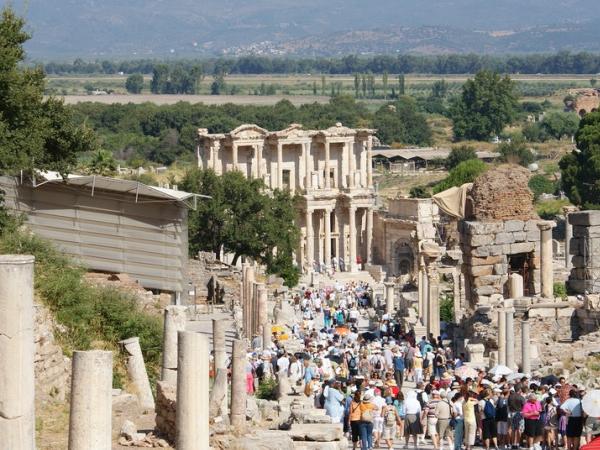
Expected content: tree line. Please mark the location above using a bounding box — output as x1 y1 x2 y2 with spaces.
41 52 600 76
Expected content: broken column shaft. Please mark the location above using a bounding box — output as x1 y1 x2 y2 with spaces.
538 221 556 298
385 282 395 316
0 255 36 450
161 305 187 385
68 350 113 450
230 339 247 431
120 337 155 410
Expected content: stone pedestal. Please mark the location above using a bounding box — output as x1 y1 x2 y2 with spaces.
120 337 155 410
384 282 395 316
161 305 187 385
509 274 524 299
230 339 247 431
466 343 485 365
538 221 556 298
68 351 113 450
0 255 35 450
176 332 209 450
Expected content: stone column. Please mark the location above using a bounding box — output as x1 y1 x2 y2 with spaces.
367 137 373 188
176 332 209 450
366 208 373 264
257 143 263 179
538 221 556 298
348 141 356 188
509 273 524 299
505 308 516 370
277 141 283 189
324 141 331 189
0 255 35 450
324 208 332 267
120 337 155 410
68 351 112 450
349 205 357 272
385 282 395 316
304 142 312 190
564 210 572 269
452 271 462 324
230 339 247 431
258 285 268 333
213 319 228 416
263 320 272 351
418 265 428 325
306 209 314 269
161 305 187 385
521 316 531 374
427 266 440 338
497 309 506 366
232 142 239 171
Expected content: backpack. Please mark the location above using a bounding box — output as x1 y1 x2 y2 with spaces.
255 362 264 378
423 357 430 369
417 391 426 408
374 358 383 371
484 400 496 419
349 357 358 370
496 398 509 421
318 391 326 408
385 408 397 427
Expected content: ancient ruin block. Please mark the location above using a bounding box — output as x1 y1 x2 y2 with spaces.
510 242 535 254
569 210 600 226
504 220 525 232
468 264 494 277
513 232 527 242
495 232 515 245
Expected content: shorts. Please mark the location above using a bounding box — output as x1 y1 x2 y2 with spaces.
437 418 452 439
405 413 423 435
482 418 498 440
428 417 439 436
511 412 524 432
383 424 397 440
373 416 384 433
497 421 509 435
351 420 361 442
566 417 584 438
524 418 544 438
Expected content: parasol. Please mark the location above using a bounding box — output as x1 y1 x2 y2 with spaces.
507 372 527 381
489 365 513 376
455 366 478 379
541 375 560 386
582 390 600 417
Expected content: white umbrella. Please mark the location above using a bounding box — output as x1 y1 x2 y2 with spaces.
507 372 526 381
582 390 600 417
489 365 513 376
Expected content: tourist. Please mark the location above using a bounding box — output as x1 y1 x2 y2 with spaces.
426 390 442 450
463 391 479 450
480 388 499 450
349 390 363 450
453 393 465 450
382 396 402 450
436 390 455 450
495 388 510 449
509 386 526 449
414 351 424 384
359 392 376 450
324 380 345 424
561 389 584 450
405 390 424 450
394 391 406 439
523 393 544 450
543 395 559 450
372 388 387 448
393 346 406 388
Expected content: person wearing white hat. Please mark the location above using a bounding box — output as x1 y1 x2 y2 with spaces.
414 351 424 385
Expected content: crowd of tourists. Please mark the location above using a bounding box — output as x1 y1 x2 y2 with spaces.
241 282 600 450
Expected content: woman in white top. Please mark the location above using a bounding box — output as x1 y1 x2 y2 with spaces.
404 391 423 450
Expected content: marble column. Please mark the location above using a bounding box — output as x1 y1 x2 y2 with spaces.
521 316 531 374
120 337 154 410
0 255 35 450
418 265 428 325
367 136 373 188
176 332 209 450
263 319 272 351
324 209 332 267
509 273 524 299
306 209 314 270
427 266 440 338
258 285 268 334
497 309 506 366
257 143 263 179
232 142 239 171
385 282 395 316
230 339 247 431
366 208 373 264
304 142 312 190
277 141 283 189
348 141 356 188
538 221 556 298
564 210 572 269
452 271 462 324
68 351 112 450
161 305 188 385
212 320 227 416
324 141 331 189
348 205 357 272
505 308 516 370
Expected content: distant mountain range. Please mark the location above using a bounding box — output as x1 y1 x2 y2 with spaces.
5 0 600 58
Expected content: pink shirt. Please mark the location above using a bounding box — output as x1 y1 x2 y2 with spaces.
522 400 541 419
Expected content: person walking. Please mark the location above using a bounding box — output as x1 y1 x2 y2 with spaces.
394 348 406 389
359 392 376 450
350 390 363 450
561 389 584 450
436 390 455 450
404 390 423 450
522 393 544 450
382 396 402 450
463 391 479 450
480 388 499 450
453 393 465 450
426 390 442 450
395 391 406 440
324 380 345 424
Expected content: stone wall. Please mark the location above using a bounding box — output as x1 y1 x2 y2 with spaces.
34 303 71 403
155 381 176 443
568 211 600 294
459 220 542 307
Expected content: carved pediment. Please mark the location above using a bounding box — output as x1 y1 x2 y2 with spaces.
229 124 268 140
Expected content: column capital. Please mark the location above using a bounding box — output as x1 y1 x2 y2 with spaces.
537 220 556 231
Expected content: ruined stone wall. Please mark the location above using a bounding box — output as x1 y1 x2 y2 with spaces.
568 211 600 294
35 304 71 404
459 220 542 307
570 89 600 115
155 381 176 443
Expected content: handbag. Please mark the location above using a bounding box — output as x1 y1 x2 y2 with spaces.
361 407 374 422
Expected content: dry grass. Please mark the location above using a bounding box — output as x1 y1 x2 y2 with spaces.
36 402 70 450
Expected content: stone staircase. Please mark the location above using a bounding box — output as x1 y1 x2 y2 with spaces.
185 311 238 356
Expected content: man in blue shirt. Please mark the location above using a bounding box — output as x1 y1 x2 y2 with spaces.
393 348 406 388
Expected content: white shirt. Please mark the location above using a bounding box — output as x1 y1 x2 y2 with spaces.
277 356 290 374
372 395 387 417
405 397 422 415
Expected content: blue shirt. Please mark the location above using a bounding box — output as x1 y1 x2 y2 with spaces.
393 355 405 371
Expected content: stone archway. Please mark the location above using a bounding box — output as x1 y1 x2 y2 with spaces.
392 240 414 276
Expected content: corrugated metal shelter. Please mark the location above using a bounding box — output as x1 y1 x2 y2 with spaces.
0 172 200 297
372 148 499 171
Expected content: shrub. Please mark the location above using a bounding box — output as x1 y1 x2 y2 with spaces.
256 377 279 400
553 282 567 300
433 159 487 194
446 145 477 170
440 296 455 323
498 141 535 167
409 185 431 198
536 199 570 220
528 174 556 201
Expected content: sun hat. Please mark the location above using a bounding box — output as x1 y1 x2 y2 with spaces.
363 393 374 401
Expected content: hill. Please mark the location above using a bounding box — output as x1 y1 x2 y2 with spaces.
6 0 600 58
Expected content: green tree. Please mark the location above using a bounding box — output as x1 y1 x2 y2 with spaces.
398 74 405 96
0 7 96 177
540 112 579 140
150 64 169 94
181 169 300 285
354 73 360 98
446 145 477 169
362 74 367 98
210 72 226 95
312 81 317 96
433 159 487 194
409 186 430 198
559 111 600 208
591 78 598 88
528 174 556 201
450 70 518 141
498 141 534 167
321 75 326 96
87 150 117 176
373 97 432 146
431 79 448 99
125 73 144 94
382 71 389 100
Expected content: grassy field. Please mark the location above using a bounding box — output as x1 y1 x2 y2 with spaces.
46 73 597 103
